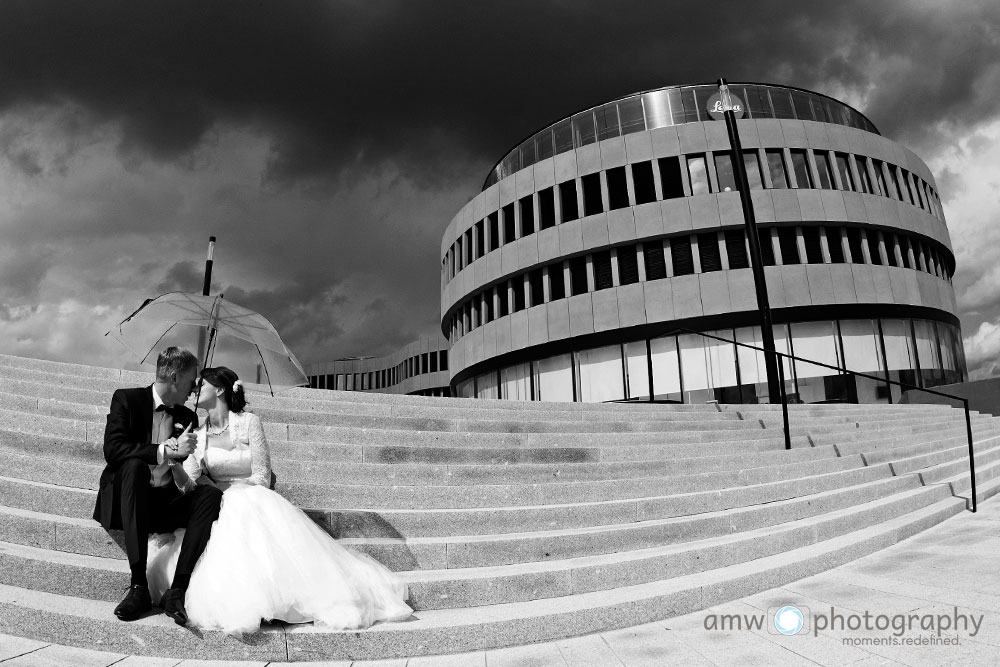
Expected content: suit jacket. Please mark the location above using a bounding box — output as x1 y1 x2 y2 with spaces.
92 385 199 529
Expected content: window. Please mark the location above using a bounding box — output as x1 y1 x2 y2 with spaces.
743 151 764 189
643 241 667 280
802 227 823 263
659 156 685 199
593 250 613 290
760 229 776 266
535 129 553 161
430 353 438 372
632 161 656 205
715 153 737 192
899 236 912 269
538 187 555 229
671 236 695 276
559 180 579 222
790 150 812 188
872 159 888 196
856 157 873 194
607 166 629 210
503 203 515 244
885 164 903 200
777 227 800 264
914 177 926 210
498 284 509 317
582 173 604 216
835 153 855 191
901 170 916 205
846 228 865 263
520 195 534 235
885 234 899 267
549 264 566 300
512 277 525 312
594 103 620 141
768 87 796 119
553 119 573 153
465 229 473 266
471 297 480 328
617 245 639 285
484 289 494 322
826 227 845 263
440 350 448 371
475 220 485 259
618 97 645 135
577 345 626 403
766 150 789 188
687 155 711 194
865 232 883 265
725 230 749 269
815 151 834 189
529 269 544 306
569 256 588 295
488 213 499 252
572 111 596 146
698 232 722 272
791 90 815 121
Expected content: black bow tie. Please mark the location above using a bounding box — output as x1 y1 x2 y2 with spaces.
155 405 172 412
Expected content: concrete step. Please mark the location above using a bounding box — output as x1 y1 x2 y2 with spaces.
0 486 980 661
0 380 758 425
0 443 876 511
0 476 945 609
0 459 900 568
860 433 1000 466
0 429 852 488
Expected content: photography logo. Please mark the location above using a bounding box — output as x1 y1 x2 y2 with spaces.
770 605 809 636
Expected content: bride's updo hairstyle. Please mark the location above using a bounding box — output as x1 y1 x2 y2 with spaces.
200 366 248 413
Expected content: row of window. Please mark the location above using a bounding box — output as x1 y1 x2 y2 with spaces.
455 318 965 405
483 83 878 188
447 225 953 344
308 349 449 392
447 148 944 286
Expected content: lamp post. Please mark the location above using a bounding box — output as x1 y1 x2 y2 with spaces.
712 79 783 403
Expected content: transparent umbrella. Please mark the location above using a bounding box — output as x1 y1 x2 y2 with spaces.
106 292 308 395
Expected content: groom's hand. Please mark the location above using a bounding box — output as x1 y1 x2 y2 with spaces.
165 423 195 460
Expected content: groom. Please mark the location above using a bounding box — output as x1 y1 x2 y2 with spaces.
93 346 223 625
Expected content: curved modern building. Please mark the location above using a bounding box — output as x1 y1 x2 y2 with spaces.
305 335 451 397
441 82 966 404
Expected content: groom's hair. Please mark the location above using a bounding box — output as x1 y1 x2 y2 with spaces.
155 347 199 382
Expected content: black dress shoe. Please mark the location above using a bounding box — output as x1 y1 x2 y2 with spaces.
161 587 188 626
114 584 152 621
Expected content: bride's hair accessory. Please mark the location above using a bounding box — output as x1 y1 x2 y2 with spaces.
233 379 243 393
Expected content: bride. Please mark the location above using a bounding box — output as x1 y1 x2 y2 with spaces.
146 366 412 633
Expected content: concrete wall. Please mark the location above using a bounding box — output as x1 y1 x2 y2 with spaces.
900 378 1000 416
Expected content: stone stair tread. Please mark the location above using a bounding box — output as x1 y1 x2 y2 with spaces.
0 490 977 660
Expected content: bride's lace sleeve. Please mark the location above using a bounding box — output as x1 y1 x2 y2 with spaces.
246 412 272 487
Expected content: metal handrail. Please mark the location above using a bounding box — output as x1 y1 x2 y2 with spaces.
672 327 978 512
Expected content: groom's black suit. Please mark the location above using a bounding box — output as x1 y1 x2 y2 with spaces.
94 386 222 591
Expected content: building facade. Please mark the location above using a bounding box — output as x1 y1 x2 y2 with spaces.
440 82 965 404
306 335 451 397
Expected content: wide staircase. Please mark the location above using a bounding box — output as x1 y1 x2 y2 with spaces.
1 352 999 662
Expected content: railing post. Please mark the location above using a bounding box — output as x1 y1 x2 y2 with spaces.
777 353 791 450
964 398 978 513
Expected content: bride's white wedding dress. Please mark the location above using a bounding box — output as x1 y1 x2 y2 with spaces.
146 410 412 634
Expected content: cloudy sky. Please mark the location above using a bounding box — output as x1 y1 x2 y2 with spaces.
0 0 998 378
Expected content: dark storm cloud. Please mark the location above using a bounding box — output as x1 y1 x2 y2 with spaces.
3 0 998 185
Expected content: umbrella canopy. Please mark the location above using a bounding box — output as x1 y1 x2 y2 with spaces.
107 292 308 395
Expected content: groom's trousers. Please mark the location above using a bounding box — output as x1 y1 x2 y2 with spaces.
112 458 223 588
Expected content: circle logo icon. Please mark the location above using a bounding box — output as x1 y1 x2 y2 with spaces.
774 605 805 635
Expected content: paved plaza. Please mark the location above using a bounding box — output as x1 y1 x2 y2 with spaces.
2 494 997 667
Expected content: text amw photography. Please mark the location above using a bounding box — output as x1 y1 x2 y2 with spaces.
1 2 999 666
